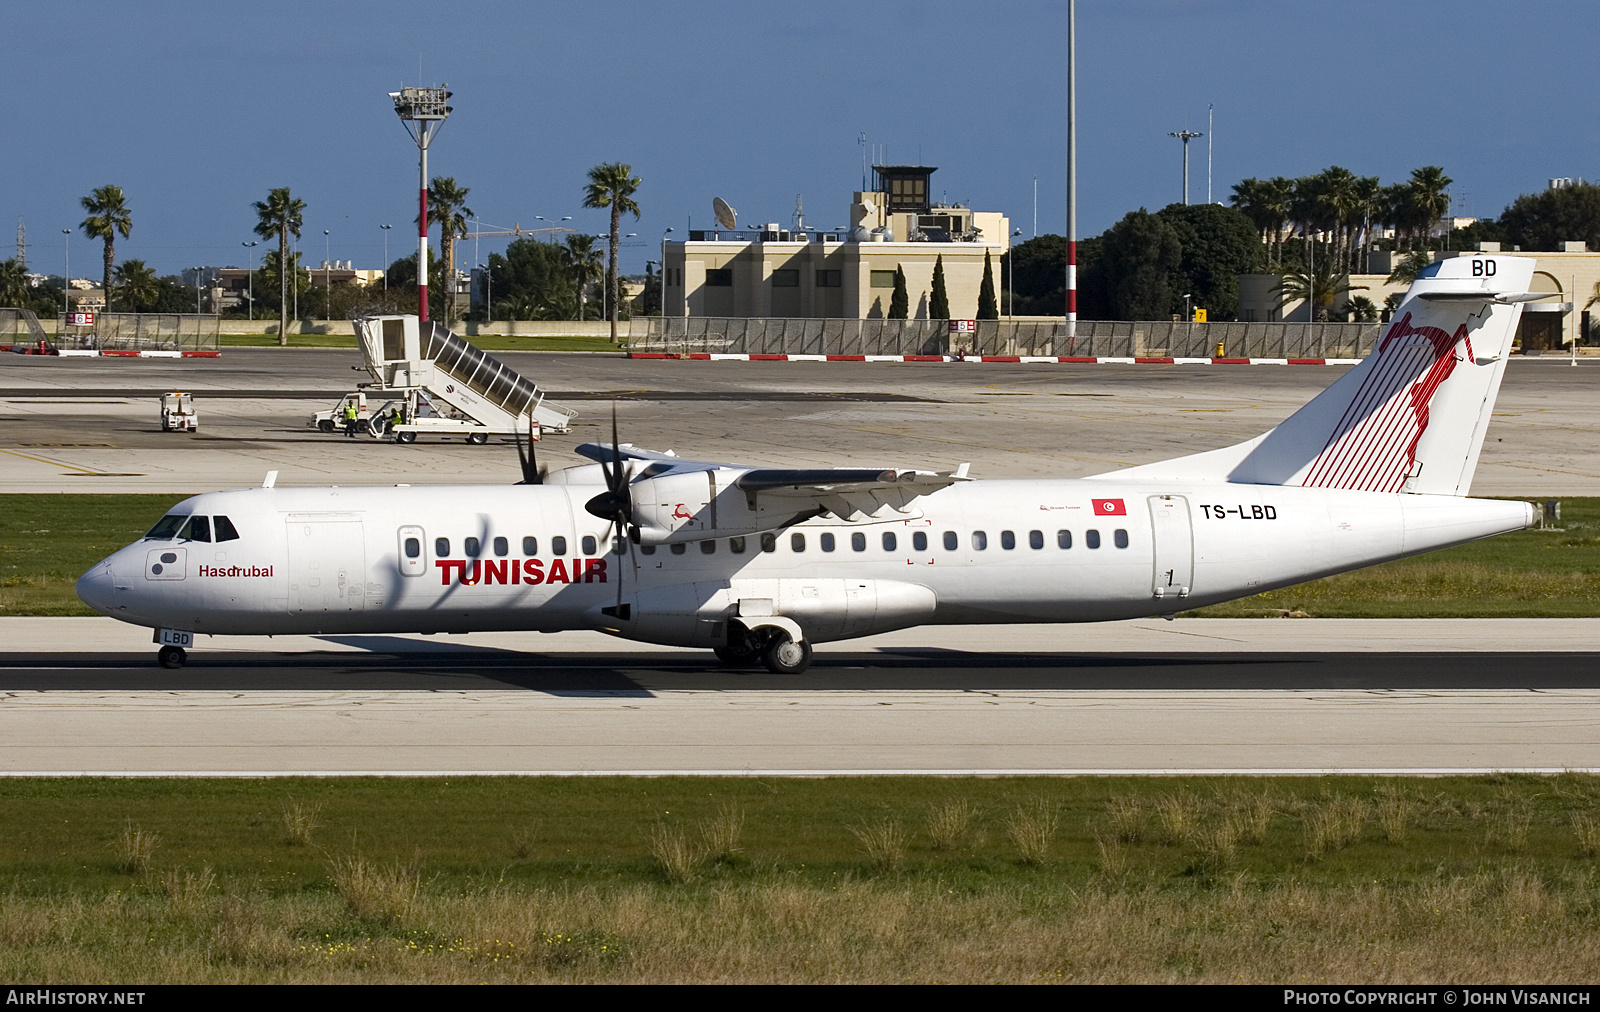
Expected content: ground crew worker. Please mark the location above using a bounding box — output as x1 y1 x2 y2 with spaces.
343 399 358 438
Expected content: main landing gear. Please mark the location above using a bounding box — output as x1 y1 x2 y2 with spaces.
714 625 814 674
157 645 187 669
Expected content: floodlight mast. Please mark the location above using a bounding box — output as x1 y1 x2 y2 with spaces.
390 85 452 321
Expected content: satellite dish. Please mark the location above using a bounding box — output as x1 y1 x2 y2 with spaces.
712 197 737 230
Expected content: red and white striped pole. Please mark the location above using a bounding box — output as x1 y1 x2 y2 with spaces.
1066 0 1076 336
418 145 430 321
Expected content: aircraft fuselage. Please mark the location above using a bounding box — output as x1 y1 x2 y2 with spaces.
77 480 1533 647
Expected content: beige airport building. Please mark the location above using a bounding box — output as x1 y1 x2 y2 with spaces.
663 166 1010 320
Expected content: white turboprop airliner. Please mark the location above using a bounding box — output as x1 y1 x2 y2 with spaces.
79 256 1544 673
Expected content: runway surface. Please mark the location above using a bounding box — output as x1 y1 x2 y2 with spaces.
4 618 1598 776
5 351 1600 494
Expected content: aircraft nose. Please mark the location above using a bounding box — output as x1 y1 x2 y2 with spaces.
76 562 116 615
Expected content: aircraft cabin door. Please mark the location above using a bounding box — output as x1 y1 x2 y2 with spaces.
286 514 367 613
1147 495 1192 601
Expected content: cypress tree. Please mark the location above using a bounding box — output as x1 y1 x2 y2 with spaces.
889 265 909 319
930 254 950 319
977 249 999 319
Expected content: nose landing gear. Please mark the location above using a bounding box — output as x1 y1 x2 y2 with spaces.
157 645 187 669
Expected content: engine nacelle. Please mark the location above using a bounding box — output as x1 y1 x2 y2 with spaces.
629 469 816 544
592 577 938 647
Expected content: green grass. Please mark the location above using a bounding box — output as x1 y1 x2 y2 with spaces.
4 775 1600 982
8 494 1600 619
219 332 622 353
0 494 186 615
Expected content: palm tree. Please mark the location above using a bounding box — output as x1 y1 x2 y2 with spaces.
1275 260 1367 322
0 259 30 308
1386 250 1433 287
113 259 159 313
426 177 473 328
1407 166 1453 253
582 163 642 342
564 234 603 321
80 185 131 312
253 188 306 345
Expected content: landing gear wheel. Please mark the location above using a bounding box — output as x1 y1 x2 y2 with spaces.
396 431 417 444
157 645 186 670
762 636 812 674
467 432 489 445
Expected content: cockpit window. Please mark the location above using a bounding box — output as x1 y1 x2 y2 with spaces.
178 516 212 542
214 516 240 542
144 514 188 540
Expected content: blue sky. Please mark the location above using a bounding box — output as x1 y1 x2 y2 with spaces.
5 0 1598 279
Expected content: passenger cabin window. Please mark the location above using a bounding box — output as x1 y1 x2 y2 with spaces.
943 531 957 551
613 537 627 556
178 516 211 542
1000 530 1015 550
145 514 188 540
730 536 747 554
760 533 777 553
913 531 927 551
1114 529 1129 549
552 536 568 555
581 535 597 555
436 537 450 557
1058 530 1072 549
791 533 806 552
670 543 687 555
700 540 716 554
851 532 866 552
820 533 835 552
1086 529 1101 549
214 516 240 542
882 532 897 551
972 531 988 550
464 537 481 557
404 538 421 559
640 544 657 555
493 536 508 557
1029 530 1043 550
522 536 537 555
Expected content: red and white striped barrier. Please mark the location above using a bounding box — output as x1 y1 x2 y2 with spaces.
3 347 220 358
627 352 1361 366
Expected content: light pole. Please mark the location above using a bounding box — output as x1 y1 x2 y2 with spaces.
660 227 673 318
61 229 69 316
380 224 392 291
324 229 331 321
242 241 258 320
478 262 491 322
1010 228 1023 318
193 268 203 315
1184 293 1192 322
1168 129 1203 205
389 85 452 320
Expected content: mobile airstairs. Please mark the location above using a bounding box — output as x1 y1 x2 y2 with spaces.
347 315 576 443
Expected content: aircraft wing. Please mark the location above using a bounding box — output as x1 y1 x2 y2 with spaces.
734 465 971 520
576 443 971 526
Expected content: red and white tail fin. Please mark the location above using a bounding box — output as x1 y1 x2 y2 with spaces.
1093 255 1539 496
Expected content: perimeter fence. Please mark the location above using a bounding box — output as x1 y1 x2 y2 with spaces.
628 318 1384 359
0 308 50 348
55 314 221 353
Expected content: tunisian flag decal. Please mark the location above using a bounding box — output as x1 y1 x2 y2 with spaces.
1091 498 1127 516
